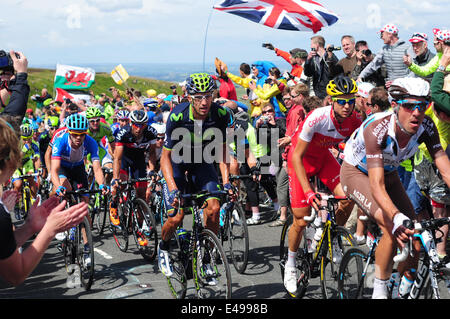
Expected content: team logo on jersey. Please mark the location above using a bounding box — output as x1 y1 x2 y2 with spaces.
170 113 183 122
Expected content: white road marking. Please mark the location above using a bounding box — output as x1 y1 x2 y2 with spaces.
95 248 113 259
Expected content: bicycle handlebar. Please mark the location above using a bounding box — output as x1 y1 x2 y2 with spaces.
304 195 348 222
65 189 102 196
18 173 39 179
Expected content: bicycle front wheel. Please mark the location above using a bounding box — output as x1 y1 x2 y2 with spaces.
320 226 355 299
226 202 249 274
423 267 450 299
166 235 188 299
112 203 129 252
133 198 158 261
77 216 95 291
92 193 109 236
193 229 232 299
337 247 367 299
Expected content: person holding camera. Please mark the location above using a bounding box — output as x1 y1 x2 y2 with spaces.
0 50 30 135
402 32 436 82
351 41 385 87
262 43 307 80
303 35 339 99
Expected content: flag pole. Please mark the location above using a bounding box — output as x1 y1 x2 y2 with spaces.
202 5 215 72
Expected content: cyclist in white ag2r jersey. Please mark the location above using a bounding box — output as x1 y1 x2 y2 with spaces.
340 77 450 299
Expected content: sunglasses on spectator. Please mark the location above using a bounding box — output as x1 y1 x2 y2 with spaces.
332 97 356 106
156 136 164 141
262 109 274 114
290 93 300 99
192 94 212 101
397 100 428 112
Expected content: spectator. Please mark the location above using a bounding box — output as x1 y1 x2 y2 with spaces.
403 32 436 82
405 28 450 77
367 86 391 114
330 35 357 78
263 43 307 79
212 61 238 101
0 50 30 136
0 118 89 287
358 24 411 87
351 40 386 87
303 35 339 99
249 66 287 118
224 62 257 101
354 82 375 120
31 88 52 110
431 45 450 113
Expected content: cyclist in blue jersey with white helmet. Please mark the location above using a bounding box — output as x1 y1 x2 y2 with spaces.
50 114 109 199
157 72 235 279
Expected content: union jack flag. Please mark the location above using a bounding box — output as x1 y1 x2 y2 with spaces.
213 0 339 33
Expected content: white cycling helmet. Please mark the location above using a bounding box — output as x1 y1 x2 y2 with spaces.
388 77 430 101
357 82 375 99
151 122 166 135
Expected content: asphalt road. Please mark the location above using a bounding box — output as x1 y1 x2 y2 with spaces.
0 205 355 300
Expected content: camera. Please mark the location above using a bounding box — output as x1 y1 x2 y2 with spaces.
170 85 177 90
0 50 19 72
327 45 342 52
311 48 316 52
265 78 273 85
362 49 372 56
262 43 275 50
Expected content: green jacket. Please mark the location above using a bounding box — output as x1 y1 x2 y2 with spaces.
431 71 450 115
409 52 450 76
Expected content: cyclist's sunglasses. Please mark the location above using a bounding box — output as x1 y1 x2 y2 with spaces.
397 99 428 112
89 118 100 123
132 123 147 128
332 97 356 106
192 94 212 101
69 130 87 136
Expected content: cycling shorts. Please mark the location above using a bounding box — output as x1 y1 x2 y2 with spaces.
120 154 147 188
163 163 221 213
340 161 414 218
58 164 89 190
288 151 341 209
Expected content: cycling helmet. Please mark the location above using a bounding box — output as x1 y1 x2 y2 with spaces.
150 122 166 135
116 109 130 120
85 106 102 119
47 116 60 128
67 114 89 132
226 108 236 128
326 75 358 96
143 98 158 108
20 124 33 138
129 110 149 124
185 73 216 95
388 77 430 101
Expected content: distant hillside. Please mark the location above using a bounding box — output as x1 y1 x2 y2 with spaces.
26 68 247 109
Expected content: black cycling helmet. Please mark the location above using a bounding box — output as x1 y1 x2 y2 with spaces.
129 110 148 124
327 75 358 96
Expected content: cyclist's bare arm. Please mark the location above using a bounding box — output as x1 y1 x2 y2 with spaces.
292 138 318 209
433 151 450 188
147 144 157 172
44 146 52 172
92 159 105 186
50 158 63 189
160 148 177 193
112 144 124 181
219 143 231 186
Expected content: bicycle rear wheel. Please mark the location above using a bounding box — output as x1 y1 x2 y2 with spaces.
320 226 355 299
279 215 310 299
337 247 367 299
77 216 95 291
226 202 249 274
92 193 109 236
133 198 158 261
193 229 232 299
111 202 129 252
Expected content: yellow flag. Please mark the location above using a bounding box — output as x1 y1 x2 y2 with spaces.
111 64 130 85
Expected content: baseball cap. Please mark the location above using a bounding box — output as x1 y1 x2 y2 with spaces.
290 48 308 59
357 82 375 99
380 24 399 35
409 32 428 43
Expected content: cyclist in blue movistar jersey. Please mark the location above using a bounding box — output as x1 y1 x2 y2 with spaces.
157 73 234 278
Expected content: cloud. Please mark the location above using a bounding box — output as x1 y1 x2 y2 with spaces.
42 30 70 47
86 0 143 12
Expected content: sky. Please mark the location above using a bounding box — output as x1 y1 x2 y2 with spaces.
1 0 449 70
